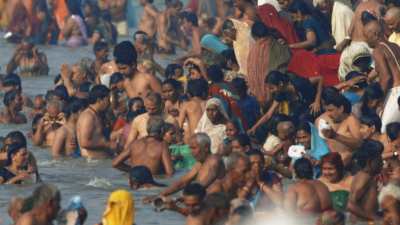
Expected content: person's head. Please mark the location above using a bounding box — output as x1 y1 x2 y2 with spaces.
231 78 247 98
206 98 229 125
384 7 400 33
46 100 63 119
190 133 211 162
3 73 22 93
162 123 176 144
133 31 149 51
246 149 265 177
165 64 184 79
207 65 224 83
345 71 368 90
23 183 61 221
288 0 312 22
102 190 134 225
8 197 24 223
294 158 314 179
229 153 250 184
144 92 163 115
129 166 165 190
139 0 153 6
316 210 345 225
362 11 383 48
33 95 46 110
162 79 182 102
323 92 351 122
278 0 292 9
387 122 400 152
277 119 295 141
113 41 137 77
379 182 400 225
360 114 382 139
6 143 28 168
63 99 85 122
226 120 241 139
188 63 202 80
387 158 400 183
361 82 384 115
183 183 206 216
353 139 383 175
265 71 290 97
165 0 182 15
244 3 258 21
321 152 345 183
296 122 312 150
221 49 239 71
187 79 208 99
231 134 251 153
88 85 110 111
54 85 69 103
93 41 109 61
222 19 237 43
181 12 198 30
5 131 27 148
146 116 165 139
4 90 23 112
251 21 271 40
110 72 125 90
128 97 145 112
18 41 35 58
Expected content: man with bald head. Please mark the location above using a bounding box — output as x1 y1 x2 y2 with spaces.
384 7 400 46
365 15 400 132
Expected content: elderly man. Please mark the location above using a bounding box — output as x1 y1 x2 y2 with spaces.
378 182 400 225
16 183 61 225
384 7 400 46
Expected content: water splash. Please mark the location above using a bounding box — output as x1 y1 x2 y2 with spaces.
86 177 112 188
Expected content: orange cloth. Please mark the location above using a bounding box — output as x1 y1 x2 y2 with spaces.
54 0 69 39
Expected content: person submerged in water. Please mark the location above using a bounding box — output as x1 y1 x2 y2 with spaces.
129 165 166 190
63 0 88 48
0 89 27 124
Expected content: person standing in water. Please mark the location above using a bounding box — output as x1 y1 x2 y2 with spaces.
62 0 88 48
138 0 158 39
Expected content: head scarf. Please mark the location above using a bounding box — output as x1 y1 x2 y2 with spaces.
102 190 135 225
200 34 229 54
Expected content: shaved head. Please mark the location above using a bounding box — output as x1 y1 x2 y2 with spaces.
385 7 400 32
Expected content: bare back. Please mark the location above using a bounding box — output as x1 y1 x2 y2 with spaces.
123 72 161 99
138 4 158 38
179 98 205 140
377 42 400 88
289 180 330 213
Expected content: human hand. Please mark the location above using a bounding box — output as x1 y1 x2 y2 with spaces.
60 64 71 80
247 126 257 135
14 171 31 182
309 101 321 115
347 75 366 87
66 211 79 225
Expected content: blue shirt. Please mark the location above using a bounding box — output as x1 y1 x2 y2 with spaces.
237 95 260 128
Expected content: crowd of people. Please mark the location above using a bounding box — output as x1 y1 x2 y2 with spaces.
2 0 400 224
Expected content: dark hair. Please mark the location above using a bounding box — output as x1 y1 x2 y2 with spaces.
288 0 312 15
360 114 382 133
183 183 206 200
360 83 383 116
128 97 144 109
165 64 183 79
323 92 352 114
294 158 314 179
54 85 69 102
207 65 224 83
297 121 311 134
220 49 238 69
66 0 83 16
222 19 235 31
63 99 85 119
133 30 149 42
233 134 251 147
3 73 21 88
387 122 400 141
78 82 92 93
145 92 163 106
182 11 198 26
246 149 265 161
3 90 19 107
32 114 43 134
265 71 290 85
93 40 108 53
361 11 378 26
88 85 110 104
251 21 271 39
110 72 124 85
6 143 25 166
6 131 27 147
187 79 208 98
162 79 183 92
231 78 248 94
113 41 137 66
54 74 62 85
353 139 383 169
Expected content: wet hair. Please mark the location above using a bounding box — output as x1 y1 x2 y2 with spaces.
63 99 85 119
321 152 345 180
345 71 368 89
128 97 144 110
323 92 351 114
288 0 312 15
45 90 57 101
165 64 183 79
360 82 383 116
110 72 124 85
146 116 165 137
387 122 400 141
88 85 110 104
192 133 211 152
162 122 175 137
296 121 311 135
6 131 27 147
113 41 137 66
145 92 163 106
220 49 238 69
181 11 198 26
246 149 264 161
6 143 25 166
207 65 224 83
233 134 251 147
265 71 289 85
78 82 92 93
32 114 43 134
361 11 378 26
54 85 69 102
3 90 19 107
222 19 235 32
251 21 271 39
3 73 21 87
232 78 248 95
353 139 383 169
162 79 183 92
22 183 60 213
187 79 208 98
360 113 382 133
183 183 206 200
294 158 314 179
133 30 149 42
93 40 108 53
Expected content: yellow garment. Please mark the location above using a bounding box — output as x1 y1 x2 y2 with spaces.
389 32 400 47
278 101 289 115
0 0 8 29
102 190 135 225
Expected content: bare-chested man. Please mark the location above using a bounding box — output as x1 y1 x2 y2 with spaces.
112 116 174 176
92 41 109 81
51 99 84 159
126 92 177 145
181 12 202 57
0 89 26 124
157 0 183 53
347 140 383 223
147 133 225 200
317 92 362 166
284 158 332 214
113 41 161 99
77 85 118 159
138 0 158 39
110 0 128 36
364 17 400 132
349 0 384 42
178 79 207 142
32 100 64 147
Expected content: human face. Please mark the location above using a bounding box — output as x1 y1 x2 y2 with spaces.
183 195 202 216
162 84 177 101
96 48 109 61
100 96 111 111
225 122 239 138
231 140 245 153
189 138 207 162
163 129 176 144
47 105 61 119
71 65 86 85
384 14 400 33
13 148 28 167
296 130 311 150
277 121 295 141
233 158 250 184
144 100 161 115
322 162 340 183
206 104 222 124
367 99 380 109
129 178 141 190
363 21 382 48
189 68 202 80
117 63 134 77
325 104 343 123
291 11 303 22
182 19 192 31
360 124 374 139
249 154 263 177
381 196 400 225
13 94 24 112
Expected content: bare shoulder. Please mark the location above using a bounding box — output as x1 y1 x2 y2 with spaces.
205 155 221 166
16 212 34 225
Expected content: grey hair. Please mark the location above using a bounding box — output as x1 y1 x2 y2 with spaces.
147 116 165 136
378 182 400 205
22 183 60 212
225 152 243 171
192 133 211 151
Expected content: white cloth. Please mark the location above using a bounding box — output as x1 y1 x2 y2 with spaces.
231 19 254 76
338 41 371 81
332 1 354 45
258 0 281 11
381 86 400 133
263 134 281 151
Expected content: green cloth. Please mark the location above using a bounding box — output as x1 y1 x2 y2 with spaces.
330 190 349 212
169 145 196 170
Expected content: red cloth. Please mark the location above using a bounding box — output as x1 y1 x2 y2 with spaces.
288 49 340 86
186 0 198 13
113 117 127 131
257 4 299 44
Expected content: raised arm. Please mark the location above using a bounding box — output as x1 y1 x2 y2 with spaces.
51 128 67 159
161 143 175 177
112 146 132 173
